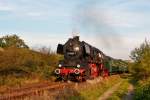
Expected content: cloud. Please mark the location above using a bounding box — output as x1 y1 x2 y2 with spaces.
0 1 14 11
25 12 46 17
0 0 71 19
0 0 150 60
78 2 150 29
0 6 13 11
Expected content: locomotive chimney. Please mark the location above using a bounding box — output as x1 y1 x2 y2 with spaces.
73 36 79 41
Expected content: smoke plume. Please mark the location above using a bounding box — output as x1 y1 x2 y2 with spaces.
73 1 123 49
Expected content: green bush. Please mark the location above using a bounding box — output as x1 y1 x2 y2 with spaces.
0 34 28 48
134 79 150 100
130 40 150 80
130 40 150 100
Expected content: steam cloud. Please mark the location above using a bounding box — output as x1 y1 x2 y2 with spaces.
73 1 123 49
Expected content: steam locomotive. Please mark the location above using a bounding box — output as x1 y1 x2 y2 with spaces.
55 36 128 81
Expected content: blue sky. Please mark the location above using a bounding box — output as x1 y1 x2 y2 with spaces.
0 0 150 59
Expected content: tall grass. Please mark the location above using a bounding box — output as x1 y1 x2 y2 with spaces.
0 47 61 87
28 76 122 100
107 79 130 100
70 76 122 100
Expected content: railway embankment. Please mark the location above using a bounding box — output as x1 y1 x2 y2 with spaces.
53 75 124 100
0 75 124 100
63 74 132 100
0 47 4 52
0 82 72 100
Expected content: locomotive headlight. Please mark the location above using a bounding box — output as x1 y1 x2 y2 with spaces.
74 46 80 51
58 64 62 67
77 64 80 68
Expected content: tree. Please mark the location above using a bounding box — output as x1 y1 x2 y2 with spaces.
0 34 29 48
130 40 150 79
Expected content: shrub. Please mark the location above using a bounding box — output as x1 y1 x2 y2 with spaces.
0 47 61 86
134 79 150 100
0 35 62 86
0 34 29 48
130 40 150 80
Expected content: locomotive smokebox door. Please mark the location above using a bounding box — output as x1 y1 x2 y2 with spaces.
57 44 64 54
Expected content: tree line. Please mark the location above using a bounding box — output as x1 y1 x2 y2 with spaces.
130 40 150 100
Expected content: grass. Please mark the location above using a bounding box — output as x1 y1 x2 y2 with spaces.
134 79 150 100
0 47 61 89
1 75 130 100
28 75 123 100
69 75 123 100
107 79 130 100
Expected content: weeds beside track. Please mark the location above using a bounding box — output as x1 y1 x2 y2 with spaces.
0 82 72 100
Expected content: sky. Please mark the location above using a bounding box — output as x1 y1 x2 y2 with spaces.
0 0 150 60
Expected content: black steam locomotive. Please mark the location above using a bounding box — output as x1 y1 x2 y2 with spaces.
55 36 128 81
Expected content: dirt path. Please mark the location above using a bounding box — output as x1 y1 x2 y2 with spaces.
98 81 122 100
122 84 134 100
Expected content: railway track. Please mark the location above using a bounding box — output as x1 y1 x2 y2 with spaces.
0 82 72 100
0 75 121 100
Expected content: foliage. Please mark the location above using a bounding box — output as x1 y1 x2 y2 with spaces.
130 40 150 100
0 47 61 86
108 79 130 100
69 76 122 100
0 35 62 87
1 47 59 72
0 34 29 48
134 79 150 100
130 40 150 79
110 59 129 73
0 34 61 88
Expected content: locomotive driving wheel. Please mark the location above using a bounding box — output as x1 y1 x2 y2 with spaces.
84 68 91 80
101 69 109 78
90 64 99 79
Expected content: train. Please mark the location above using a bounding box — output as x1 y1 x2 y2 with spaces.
55 36 128 81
